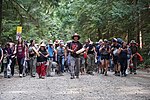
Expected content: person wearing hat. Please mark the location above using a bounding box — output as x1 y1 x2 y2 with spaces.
118 42 128 77
54 40 59 49
111 38 121 76
66 33 83 79
47 40 56 77
36 42 49 79
100 39 111 76
28 39 37 77
84 39 97 75
129 40 138 74
56 41 66 75
95 39 103 73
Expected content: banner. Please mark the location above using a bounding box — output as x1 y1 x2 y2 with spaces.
16 26 22 40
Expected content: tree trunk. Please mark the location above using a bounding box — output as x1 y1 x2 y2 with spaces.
0 0 2 38
133 0 140 46
98 28 102 39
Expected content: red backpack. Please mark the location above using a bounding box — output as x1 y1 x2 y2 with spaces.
136 52 143 62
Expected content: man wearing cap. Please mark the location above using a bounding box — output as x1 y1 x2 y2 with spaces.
67 33 83 79
129 40 138 74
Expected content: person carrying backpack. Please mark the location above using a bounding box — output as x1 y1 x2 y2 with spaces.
129 40 138 74
85 39 97 75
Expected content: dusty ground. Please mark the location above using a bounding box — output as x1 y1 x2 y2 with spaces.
0 71 150 100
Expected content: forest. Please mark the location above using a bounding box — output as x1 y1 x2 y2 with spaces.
0 0 150 67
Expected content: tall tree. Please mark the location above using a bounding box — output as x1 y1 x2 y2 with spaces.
0 0 2 39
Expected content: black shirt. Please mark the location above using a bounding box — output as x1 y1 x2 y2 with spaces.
85 44 95 54
37 49 48 62
29 46 36 57
67 41 83 57
130 46 137 54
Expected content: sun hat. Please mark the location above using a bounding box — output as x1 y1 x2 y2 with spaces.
72 33 80 40
40 43 46 47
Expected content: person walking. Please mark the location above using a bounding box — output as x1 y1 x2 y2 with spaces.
36 43 49 79
47 40 56 77
111 38 121 76
15 38 26 78
56 41 66 75
3 43 13 78
10 43 16 77
100 39 110 76
67 33 83 79
118 42 128 77
85 39 97 75
28 40 37 77
129 40 138 74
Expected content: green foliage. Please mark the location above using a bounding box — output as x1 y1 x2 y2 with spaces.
1 0 150 64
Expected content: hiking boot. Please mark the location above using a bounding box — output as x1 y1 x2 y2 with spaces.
23 74 26 77
117 73 120 76
41 76 45 79
7 75 11 78
59 73 64 76
70 76 75 79
76 76 79 79
102 69 105 74
90 72 94 75
32 74 36 77
124 73 127 77
104 71 108 76
19 74 23 78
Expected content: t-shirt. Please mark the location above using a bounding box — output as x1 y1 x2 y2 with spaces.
67 41 83 57
96 45 101 56
119 48 128 59
130 46 137 54
17 45 25 58
57 46 65 56
28 46 36 57
111 44 120 56
37 49 48 62
47 45 54 58
101 45 110 56
86 44 95 54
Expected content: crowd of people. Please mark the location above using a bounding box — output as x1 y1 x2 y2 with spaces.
0 33 142 79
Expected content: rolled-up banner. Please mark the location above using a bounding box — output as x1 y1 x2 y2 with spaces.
76 48 85 54
32 47 40 57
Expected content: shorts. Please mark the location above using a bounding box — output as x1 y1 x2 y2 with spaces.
101 54 110 60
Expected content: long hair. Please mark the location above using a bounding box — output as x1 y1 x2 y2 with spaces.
17 38 24 46
17 38 25 52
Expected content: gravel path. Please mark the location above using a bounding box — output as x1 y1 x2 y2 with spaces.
0 71 150 100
